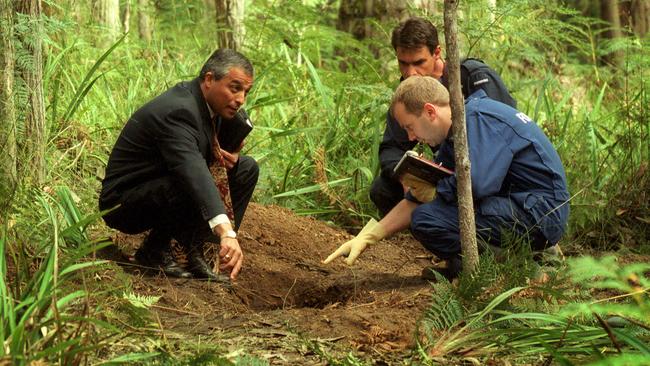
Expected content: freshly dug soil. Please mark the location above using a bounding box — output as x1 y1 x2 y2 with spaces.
108 203 437 363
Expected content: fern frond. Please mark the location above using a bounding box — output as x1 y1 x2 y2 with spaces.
123 292 160 309
423 277 464 331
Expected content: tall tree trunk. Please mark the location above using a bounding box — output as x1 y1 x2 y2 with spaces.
71 0 83 24
336 0 407 70
412 0 438 16
337 0 407 41
137 0 152 42
601 0 624 68
631 0 650 36
444 0 479 274
1 0 18 210
214 0 245 51
93 0 121 44
486 0 496 24
621 0 650 37
16 0 46 185
122 0 130 36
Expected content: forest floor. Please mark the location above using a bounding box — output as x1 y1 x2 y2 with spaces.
101 203 439 364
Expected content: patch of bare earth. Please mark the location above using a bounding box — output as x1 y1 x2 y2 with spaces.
108 203 435 363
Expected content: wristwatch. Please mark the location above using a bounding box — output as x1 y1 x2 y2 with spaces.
221 230 237 239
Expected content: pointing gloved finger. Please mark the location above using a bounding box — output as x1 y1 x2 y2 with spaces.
323 245 349 264
344 247 363 265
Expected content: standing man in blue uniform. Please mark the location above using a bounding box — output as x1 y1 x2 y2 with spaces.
324 76 569 280
371 17 516 216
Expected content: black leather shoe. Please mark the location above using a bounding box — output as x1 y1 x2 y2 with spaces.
421 256 462 282
187 247 232 286
135 232 192 279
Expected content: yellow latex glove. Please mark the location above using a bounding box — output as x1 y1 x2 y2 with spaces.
322 219 386 265
402 174 436 203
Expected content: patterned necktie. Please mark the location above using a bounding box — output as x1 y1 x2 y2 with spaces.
208 118 235 222
203 118 235 267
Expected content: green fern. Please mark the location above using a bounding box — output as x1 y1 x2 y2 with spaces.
456 249 501 306
123 292 161 309
423 274 465 331
562 256 650 330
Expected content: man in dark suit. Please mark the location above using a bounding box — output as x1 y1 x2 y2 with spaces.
99 49 258 283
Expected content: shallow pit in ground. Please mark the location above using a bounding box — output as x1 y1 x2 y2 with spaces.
107 203 437 360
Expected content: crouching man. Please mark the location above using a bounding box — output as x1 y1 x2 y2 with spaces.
324 76 569 280
99 49 258 283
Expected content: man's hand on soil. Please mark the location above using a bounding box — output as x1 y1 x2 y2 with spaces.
322 219 386 266
219 237 243 280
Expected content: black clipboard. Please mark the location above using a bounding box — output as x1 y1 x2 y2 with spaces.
217 108 253 152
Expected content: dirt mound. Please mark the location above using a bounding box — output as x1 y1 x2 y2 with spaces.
109 203 437 362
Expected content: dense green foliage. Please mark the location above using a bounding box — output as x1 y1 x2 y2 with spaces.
416 245 650 364
9 0 649 239
2 0 648 364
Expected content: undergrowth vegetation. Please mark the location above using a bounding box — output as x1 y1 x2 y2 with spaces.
416 245 650 365
2 0 649 364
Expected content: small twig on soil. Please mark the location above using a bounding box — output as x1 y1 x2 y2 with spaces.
590 286 650 304
391 249 414 275
347 301 377 310
154 309 167 343
113 318 161 334
295 261 331 274
282 278 298 310
594 311 623 353
151 304 201 316
234 286 276 305
311 336 346 343
415 255 434 260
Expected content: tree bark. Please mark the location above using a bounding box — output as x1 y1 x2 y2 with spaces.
412 0 438 16
137 0 152 42
486 0 496 24
71 0 83 24
1 0 18 209
621 0 650 37
444 0 479 274
336 0 407 70
336 0 407 41
122 0 130 36
215 0 245 51
16 0 46 185
601 0 624 68
93 0 121 43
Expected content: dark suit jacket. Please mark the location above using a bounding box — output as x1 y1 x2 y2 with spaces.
100 78 226 221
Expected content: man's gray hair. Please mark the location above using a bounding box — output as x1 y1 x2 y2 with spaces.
391 76 449 115
199 49 253 80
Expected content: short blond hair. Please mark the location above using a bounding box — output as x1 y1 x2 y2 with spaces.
391 76 449 115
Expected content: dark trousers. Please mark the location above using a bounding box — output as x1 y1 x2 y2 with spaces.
410 197 552 261
100 156 259 248
369 175 404 217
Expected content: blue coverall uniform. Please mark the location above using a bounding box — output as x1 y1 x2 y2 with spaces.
371 59 517 216
409 90 570 261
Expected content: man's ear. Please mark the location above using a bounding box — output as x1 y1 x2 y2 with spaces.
434 45 442 57
203 72 214 85
423 102 437 121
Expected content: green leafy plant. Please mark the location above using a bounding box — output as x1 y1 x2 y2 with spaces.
0 187 117 365
416 256 650 365
119 292 161 328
